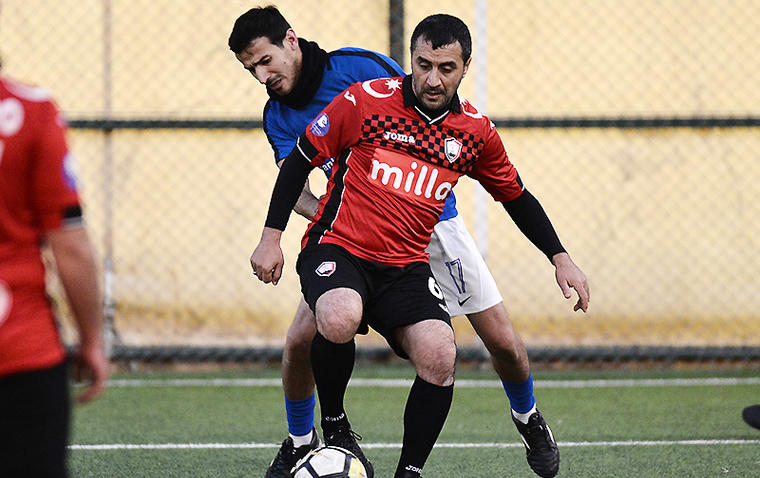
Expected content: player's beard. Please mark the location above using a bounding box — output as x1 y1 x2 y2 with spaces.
412 75 462 113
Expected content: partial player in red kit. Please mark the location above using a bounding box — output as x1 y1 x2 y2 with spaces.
0 73 108 478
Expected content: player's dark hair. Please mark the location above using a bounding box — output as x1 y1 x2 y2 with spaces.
228 5 291 53
410 14 472 62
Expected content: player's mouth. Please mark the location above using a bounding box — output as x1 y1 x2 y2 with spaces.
423 89 444 102
268 77 284 92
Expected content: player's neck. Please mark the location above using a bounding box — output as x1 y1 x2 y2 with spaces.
268 38 327 109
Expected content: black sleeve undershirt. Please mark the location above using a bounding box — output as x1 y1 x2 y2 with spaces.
501 189 566 262
264 145 315 231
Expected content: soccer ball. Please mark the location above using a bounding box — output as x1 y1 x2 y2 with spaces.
293 446 368 478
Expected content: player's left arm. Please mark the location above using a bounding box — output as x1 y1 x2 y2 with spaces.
471 124 590 312
47 226 108 402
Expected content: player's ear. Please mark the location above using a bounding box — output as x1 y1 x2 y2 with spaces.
462 57 472 77
284 29 299 50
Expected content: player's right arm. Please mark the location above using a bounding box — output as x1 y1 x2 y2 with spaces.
250 143 314 285
276 157 320 219
251 85 364 285
264 102 321 219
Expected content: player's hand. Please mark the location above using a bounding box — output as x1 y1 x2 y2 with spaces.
250 227 285 285
73 340 109 404
552 252 590 312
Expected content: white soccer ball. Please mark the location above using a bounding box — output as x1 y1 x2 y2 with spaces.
293 446 368 478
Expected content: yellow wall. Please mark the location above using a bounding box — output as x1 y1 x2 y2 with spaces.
3 1 758 346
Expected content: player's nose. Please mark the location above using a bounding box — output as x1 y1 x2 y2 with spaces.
254 69 270 85
426 70 442 87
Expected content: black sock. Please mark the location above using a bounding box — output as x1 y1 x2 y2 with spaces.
394 376 454 477
310 331 355 432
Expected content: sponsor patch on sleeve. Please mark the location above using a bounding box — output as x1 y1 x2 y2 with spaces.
311 113 330 137
62 151 80 191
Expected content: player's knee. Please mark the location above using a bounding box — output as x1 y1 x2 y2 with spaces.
314 290 362 343
471 306 526 363
483 328 521 359
285 308 317 357
285 325 314 360
413 333 456 386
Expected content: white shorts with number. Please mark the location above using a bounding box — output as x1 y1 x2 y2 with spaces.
426 214 503 317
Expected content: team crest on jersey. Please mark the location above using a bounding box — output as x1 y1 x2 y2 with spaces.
444 137 463 162
0 280 11 328
0 98 24 137
316 261 336 277
311 113 330 136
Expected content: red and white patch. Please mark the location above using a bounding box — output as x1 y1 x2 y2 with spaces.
0 280 12 328
316 261 336 277
444 137 463 162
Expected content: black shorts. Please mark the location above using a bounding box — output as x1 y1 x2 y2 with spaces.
0 360 70 478
296 243 452 357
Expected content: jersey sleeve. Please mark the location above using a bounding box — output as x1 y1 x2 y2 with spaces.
300 83 364 166
263 100 296 164
469 123 525 202
30 101 82 232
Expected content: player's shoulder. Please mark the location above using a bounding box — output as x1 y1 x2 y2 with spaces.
353 76 405 101
1 76 54 104
457 98 495 130
0 76 62 134
327 47 403 77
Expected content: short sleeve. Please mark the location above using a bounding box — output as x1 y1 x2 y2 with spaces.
263 100 295 163
30 101 81 231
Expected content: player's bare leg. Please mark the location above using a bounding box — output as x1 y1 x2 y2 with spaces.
265 298 320 478
467 302 529 382
282 299 317 401
311 288 374 477
392 320 455 478
468 302 559 478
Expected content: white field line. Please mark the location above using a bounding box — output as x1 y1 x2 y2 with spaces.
69 439 760 451
106 377 760 388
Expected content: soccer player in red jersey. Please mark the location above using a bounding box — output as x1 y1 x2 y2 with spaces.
0 72 109 478
252 15 588 478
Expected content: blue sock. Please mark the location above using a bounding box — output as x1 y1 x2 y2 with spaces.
285 393 316 436
501 373 536 414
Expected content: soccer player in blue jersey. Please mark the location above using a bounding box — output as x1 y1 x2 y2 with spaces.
229 7 588 478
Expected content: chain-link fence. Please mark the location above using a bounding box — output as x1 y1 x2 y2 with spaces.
2 0 758 360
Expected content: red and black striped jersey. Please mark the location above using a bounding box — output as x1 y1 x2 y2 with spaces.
298 75 523 266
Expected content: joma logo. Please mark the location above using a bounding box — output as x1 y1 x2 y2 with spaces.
370 159 452 200
383 130 416 144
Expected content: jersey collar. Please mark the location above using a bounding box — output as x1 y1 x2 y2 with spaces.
402 75 461 125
